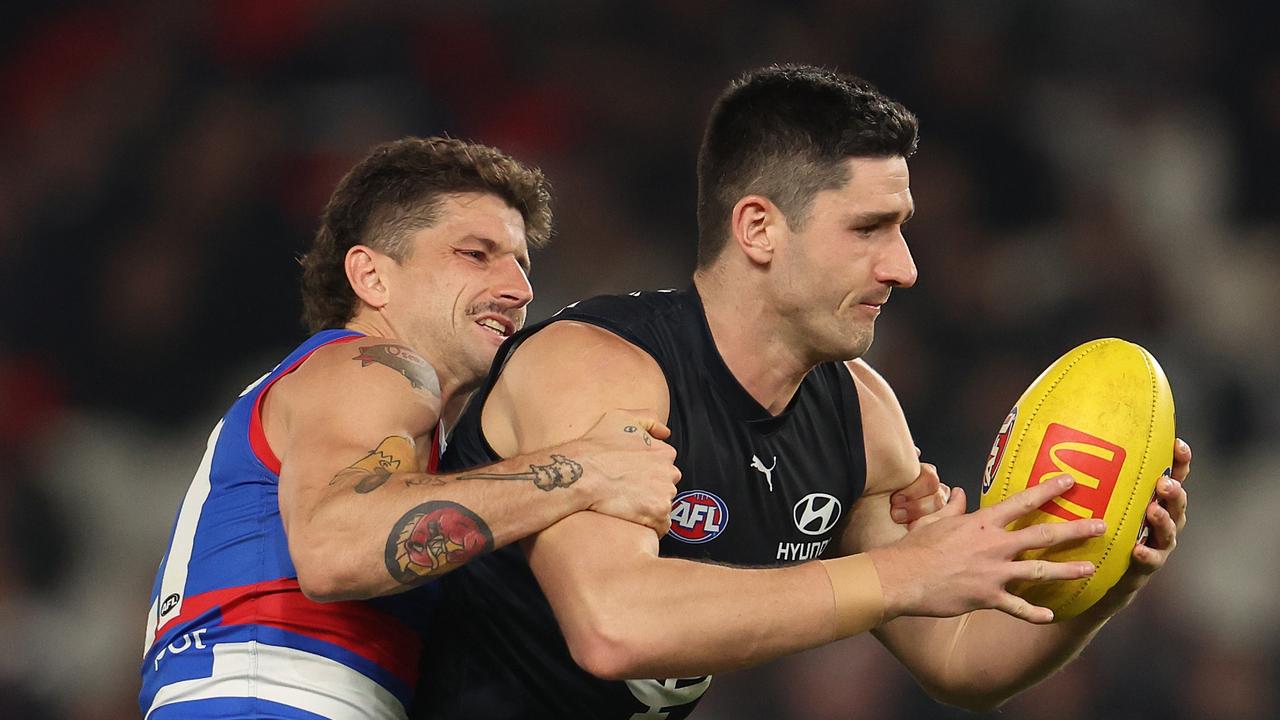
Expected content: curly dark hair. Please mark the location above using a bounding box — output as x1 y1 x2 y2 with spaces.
299 136 552 332
695 65 918 268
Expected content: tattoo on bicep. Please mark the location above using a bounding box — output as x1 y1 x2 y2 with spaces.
332 436 416 493
457 454 583 491
385 501 493 584
354 344 441 397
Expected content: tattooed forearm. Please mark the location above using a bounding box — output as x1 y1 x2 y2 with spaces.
354 344 441 397
332 436 416 493
458 454 583 491
385 501 493 584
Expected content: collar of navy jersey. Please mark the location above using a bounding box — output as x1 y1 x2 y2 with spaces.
686 285 807 432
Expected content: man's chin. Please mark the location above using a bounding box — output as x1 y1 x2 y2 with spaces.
476 345 504 372
837 328 875 362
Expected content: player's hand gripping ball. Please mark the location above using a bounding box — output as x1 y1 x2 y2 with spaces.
980 338 1174 621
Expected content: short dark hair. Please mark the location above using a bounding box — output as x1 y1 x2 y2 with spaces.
300 136 552 332
695 65 919 268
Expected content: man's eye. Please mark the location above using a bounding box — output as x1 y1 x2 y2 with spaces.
459 250 485 260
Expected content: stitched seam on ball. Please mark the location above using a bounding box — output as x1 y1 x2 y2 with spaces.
999 338 1110 615
998 339 1110 504
1060 344 1156 612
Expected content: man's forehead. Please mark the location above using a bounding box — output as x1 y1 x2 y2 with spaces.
816 156 912 215
844 156 910 186
440 192 527 238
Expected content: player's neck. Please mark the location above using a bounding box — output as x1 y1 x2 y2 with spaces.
344 316 473 410
694 272 814 416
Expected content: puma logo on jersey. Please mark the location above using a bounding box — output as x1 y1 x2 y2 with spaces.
749 455 777 492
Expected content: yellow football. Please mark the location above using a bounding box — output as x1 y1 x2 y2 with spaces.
979 338 1175 621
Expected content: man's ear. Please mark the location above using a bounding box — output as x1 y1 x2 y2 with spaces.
345 245 390 310
730 194 784 266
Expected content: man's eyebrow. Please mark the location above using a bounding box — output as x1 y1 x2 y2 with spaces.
849 208 914 225
461 234 531 273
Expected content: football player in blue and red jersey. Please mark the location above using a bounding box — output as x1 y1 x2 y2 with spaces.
139 137 688 719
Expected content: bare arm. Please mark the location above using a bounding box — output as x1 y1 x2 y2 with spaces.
270 340 677 602
485 325 1100 680
488 322 846 679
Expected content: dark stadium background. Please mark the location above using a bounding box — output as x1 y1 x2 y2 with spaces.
1 2 1276 718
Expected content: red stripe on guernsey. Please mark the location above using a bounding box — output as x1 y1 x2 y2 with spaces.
248 334 363 475
427 425 442 474
154 577 421 687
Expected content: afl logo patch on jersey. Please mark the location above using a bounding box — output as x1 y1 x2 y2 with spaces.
793 493 842 536
160 593 181 617
670 490 728 544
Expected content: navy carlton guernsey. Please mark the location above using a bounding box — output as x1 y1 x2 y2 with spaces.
417 288 867 720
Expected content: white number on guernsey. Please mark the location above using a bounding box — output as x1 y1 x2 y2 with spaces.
145 419 225 654
145 368 275 654
625 676 713 720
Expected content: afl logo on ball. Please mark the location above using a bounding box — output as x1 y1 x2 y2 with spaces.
793 493 842 536
670 490 728 544
982 407 1018 495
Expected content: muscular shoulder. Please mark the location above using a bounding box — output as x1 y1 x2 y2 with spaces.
269 338 441 444
505 321 666 401
556 289 685 325
483 320 670 455
845 359 919 495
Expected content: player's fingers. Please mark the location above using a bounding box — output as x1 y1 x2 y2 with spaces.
1008 558 1096 583
1157 476 1188 530
893 490 947 525
1172 438 1192 484
891 464 941 524
939 485 967 517
893 463 941 503
994 592 1054 624
1147 500 1178 551
904 486 956 530
632 417 672 441
1131 538 1166 574
1009 517 1105 551
988 475 1075 526
655 513 672 538
609 409 671 440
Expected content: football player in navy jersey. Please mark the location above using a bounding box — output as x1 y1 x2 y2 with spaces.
414 67 1192 719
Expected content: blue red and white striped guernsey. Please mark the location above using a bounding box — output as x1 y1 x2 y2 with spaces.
140 330 440 720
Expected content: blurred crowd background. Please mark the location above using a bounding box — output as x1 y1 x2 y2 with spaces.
1 1 1276 718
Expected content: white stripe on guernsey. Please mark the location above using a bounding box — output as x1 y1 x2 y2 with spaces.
145 641 406 720
239 370 273 398
144 595 160 655
149 419 224 654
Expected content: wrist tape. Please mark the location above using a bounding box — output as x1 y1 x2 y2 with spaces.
819 553 886 638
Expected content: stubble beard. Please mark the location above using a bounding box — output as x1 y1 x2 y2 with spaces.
806 316 875 364
844 323 875 361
